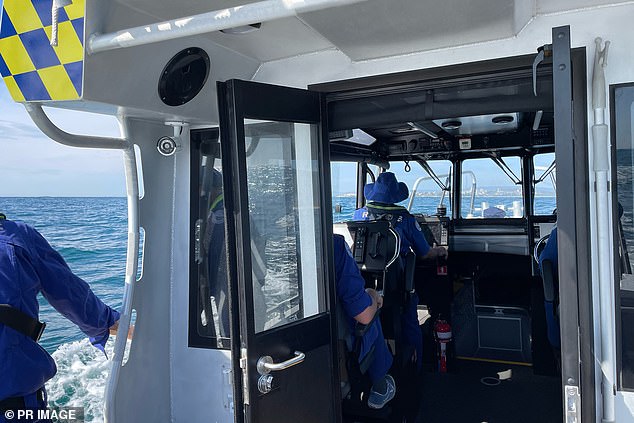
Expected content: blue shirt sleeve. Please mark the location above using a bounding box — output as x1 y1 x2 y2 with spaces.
406 214 430 257
333 235 371 318
26 225 120 345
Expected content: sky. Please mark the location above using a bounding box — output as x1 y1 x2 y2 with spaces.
0 81 127 197
1 70 556 198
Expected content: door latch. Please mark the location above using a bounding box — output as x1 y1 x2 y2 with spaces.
258 374 274 394
533 44 552 96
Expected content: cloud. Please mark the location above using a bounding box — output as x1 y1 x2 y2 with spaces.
0 118 52 142
0 82 126 196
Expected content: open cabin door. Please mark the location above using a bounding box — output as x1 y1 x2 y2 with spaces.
217 80 339 423
552 26 594 421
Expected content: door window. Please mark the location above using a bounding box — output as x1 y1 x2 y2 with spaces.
613 84 634 390
244 120 326 332
189 128 230 349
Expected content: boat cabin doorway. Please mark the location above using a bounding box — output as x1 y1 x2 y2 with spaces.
189 26 592 423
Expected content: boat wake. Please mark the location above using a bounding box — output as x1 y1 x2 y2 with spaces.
46 337 123 422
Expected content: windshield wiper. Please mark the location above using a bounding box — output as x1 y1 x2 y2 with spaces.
534 159 556 184
416 158 448 191
490 154 521 185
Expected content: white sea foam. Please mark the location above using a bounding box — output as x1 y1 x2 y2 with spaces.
46 337 125 422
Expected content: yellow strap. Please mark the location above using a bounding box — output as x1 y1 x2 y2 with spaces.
210 194 224 211
367 202 407 212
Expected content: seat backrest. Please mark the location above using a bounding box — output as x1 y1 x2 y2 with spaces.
346 220 412 302
540 259 561 349
541 259 557 303
346 220 400 273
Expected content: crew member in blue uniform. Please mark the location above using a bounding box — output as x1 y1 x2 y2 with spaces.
203 168 268 339
0 213 120 420
334 234 396 410
353 172 448 368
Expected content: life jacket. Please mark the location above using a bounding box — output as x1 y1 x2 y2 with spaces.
364 202 409 227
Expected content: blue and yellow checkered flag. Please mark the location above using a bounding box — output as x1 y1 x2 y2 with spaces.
0 0 85 102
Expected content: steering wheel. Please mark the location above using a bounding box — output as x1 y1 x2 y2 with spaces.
533 233 551 264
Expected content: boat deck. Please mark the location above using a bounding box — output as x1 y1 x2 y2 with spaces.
416 359 562 422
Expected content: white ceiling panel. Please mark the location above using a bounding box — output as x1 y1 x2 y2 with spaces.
536 0 630 14
205 18 334 62
299 0 524 60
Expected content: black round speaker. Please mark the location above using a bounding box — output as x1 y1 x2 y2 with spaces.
158 47 210 106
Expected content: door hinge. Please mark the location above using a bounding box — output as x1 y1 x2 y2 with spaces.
240 348 250 405
565 384 581 422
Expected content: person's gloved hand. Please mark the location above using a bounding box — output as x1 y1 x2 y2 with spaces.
89 332 110 357
89 320 121 358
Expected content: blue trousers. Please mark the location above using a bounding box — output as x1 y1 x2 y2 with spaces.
364 320 393 384
401 294 423 370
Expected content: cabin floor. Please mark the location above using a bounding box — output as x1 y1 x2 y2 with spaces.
415 359 562 423
344 342 562 423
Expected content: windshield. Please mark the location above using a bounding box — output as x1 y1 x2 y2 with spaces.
460 156 523 218
391 160 453 216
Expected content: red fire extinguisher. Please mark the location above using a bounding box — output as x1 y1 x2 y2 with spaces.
436 259 448 276
434 318 452 373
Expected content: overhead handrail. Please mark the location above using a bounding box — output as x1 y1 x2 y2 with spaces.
88 0 369 55
24 104 128 150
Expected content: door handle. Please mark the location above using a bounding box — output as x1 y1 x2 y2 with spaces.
257 351 305 375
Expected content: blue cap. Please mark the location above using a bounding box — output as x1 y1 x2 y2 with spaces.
364 172 409 204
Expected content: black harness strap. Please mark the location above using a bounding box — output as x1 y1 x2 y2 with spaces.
0 304 45 342
0 389 44 411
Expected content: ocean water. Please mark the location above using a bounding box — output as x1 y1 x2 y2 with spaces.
0 197 127 422
332 195 557 222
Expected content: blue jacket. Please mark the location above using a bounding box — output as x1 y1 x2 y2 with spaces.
0 218 120 400
333 234 374 353
353 202 431 257
333 234 392 381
